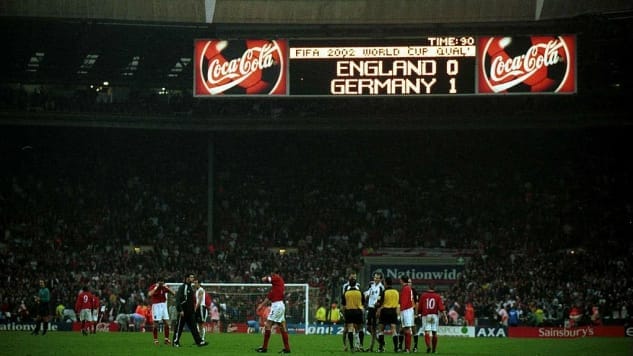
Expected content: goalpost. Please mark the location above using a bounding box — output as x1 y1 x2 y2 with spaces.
166 283 313 335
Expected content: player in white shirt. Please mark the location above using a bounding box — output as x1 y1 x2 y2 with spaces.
364 272 385 352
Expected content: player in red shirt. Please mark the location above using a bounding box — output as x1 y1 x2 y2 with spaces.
75 286 94 336
148 277 176 345
464 301 475 326
417 283 447 354
256 269 290 354
91 293 100 334
399 276 415 353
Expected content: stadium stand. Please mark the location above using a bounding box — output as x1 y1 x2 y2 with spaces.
1 126 631 327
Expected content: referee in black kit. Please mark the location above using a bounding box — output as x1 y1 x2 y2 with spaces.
172 273 208 347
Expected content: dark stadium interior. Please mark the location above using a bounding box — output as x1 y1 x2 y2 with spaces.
0 9 632 129
1 0 632 334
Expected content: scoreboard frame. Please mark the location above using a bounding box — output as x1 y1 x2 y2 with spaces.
193 35 576 97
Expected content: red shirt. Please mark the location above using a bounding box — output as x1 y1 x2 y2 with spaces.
266 274 285 302
92 295 100 310
75 291 94 312
399 284 414 310
418 290 445 315
465 303 475 321
569 306 582 318
148 283 171 304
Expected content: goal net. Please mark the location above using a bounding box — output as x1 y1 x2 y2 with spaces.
166 283 315 334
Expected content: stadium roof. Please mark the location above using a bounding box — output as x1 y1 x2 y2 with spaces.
1 7 631 88
2 1 631 87
2 0 632 25
0 1 631 130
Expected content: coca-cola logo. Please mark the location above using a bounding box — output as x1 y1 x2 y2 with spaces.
194 39 288 96
95 322 110 332
478 35 575 93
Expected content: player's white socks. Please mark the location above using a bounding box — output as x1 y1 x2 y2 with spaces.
353 333 361 349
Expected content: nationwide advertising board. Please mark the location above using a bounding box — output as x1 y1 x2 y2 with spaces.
369 264 464 285
193 35 576 97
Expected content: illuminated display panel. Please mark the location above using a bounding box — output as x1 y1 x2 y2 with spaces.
289 37 477 96
478 35 576 94
193 39 288 97
191 36 576 97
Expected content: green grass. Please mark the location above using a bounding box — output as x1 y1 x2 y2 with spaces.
3 332 632 355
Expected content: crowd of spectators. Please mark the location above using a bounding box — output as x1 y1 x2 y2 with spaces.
1 126 631 328
0 82 627 123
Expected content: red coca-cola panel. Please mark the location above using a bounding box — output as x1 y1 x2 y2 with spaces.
71 321 120 332
194 39 288 96
478 35 576 94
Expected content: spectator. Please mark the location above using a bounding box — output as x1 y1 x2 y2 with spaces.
590 305 602 326
508 304 520 326
464 301 475 326
568 305 582 328
327 301 342 326
314 301 327 325
1 126 632 335
498 305 509 327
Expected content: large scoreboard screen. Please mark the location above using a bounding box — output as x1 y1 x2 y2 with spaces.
193 35 576 97
289 37 477 95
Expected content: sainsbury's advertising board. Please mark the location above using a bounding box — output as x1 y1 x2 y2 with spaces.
193 35 576 97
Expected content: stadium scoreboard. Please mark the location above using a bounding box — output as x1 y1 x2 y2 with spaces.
193 35 576 97
289 37 476 95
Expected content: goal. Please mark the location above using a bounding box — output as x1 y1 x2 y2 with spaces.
166 282 315 334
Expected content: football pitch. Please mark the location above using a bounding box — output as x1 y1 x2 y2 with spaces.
3 332 632 355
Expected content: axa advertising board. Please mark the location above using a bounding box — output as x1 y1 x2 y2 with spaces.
193 35 576 97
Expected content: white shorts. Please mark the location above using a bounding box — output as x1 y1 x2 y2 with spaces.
423 313 439 332
78 308 93 322
152 302 170 321
400 308 415 328
267 301 286 324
